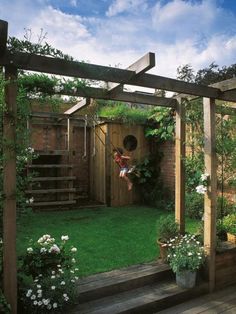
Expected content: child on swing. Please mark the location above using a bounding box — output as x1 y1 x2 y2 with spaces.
113 147 133 191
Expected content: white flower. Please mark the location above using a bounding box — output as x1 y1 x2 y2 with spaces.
26 289 32 297
188 252 193 256
38 301 42 306
71 279 75 283
47 304 52 310
71 258 76 263
49 244 60 254
60 281 65 285
43 299 50 305
201 173 209 182
40 247 47 253
63 293 68 298
61 235 69 241
51 286 56 290
31 294 36 300
36 285 41 289
26 197 34 204
27 247 33 253
37 289 42 294
196 185 207 194
54 85 63 93
71 247 77 252
53 303 58 308
51 271 55 275
33 301 38 306
57 264 61 268
75 276 79 280
51 275 55 279
70 270 75 274
75 268 79 271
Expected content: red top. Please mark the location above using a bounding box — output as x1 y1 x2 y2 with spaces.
114 154 128 169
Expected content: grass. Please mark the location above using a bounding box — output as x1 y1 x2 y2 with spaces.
17 206 200 278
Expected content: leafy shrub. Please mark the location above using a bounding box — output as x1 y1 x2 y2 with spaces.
157 215 179 243
222 214 236 235
19 234 79 313
185 192 204 219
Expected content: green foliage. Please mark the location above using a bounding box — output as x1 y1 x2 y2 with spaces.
222 213 236 235
98 102 150 124
145 107 175 141
185 155 204 193
185 192 204 220
130 153 166 206
157 215 179 243
18 234 79 313
7 36 73 61
167 234 205 273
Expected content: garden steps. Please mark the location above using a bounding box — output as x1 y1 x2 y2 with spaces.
72 262 208 313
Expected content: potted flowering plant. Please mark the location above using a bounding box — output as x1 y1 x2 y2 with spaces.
167 234 205 288
18 234 79 313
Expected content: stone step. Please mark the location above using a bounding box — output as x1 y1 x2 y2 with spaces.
78 262 173 303
72 280 208 314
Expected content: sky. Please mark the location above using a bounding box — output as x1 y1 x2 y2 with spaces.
1 0 236 80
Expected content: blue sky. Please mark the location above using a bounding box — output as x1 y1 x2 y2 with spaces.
1 0 236 79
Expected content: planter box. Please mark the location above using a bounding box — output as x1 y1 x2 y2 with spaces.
215 241 236 289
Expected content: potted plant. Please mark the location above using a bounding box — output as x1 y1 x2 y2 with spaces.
167 233 205 288
157 215 179 263
223 213 236 243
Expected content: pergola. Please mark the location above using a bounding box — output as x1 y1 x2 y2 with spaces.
1 19 236 313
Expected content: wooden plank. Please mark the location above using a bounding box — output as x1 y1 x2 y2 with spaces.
105 125 111 206
0 20 8 56
203 97 217 292
31 200 76 206
29 176 76 181
26 188 76 194
175 98 185 234
2 50 236 101
3 66 17 314
61 86 177 108
211 77 236 91
64 98 90 115
107 52 155 91
28 164 73 168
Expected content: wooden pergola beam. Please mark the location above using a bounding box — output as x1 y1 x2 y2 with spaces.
107 52 155 91
211 77 236 91
58 86 177 108
3 65 18 314
0 49 236 102
64 98 90 115
0 20 8 56
203 97 217 292
175 97 185 234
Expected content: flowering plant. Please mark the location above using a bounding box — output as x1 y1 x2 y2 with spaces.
196 173 209 195
19 234 79 313
167 234 205 273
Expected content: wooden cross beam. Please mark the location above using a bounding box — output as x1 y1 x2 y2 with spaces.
0 20 8 56
211 77 236 91
64 98 90 115
1 47 236 102
107 52 155 92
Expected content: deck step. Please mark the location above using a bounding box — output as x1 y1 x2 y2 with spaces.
28 164 73 168
31 200 76 206
30 176 76 182
72 280 208 314
78 262 172 303
26 188 76 194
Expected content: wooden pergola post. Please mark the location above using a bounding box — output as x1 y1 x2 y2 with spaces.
203 97 217 292
175 97 185 233
3 65 18 314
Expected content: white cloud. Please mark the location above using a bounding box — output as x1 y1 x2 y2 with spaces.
106 0 148 17
2 0 236 82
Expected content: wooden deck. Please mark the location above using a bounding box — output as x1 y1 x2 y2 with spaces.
157 283 236 314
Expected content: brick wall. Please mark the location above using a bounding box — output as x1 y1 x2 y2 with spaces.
158 141 175 197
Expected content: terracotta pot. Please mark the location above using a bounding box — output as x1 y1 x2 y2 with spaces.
227 232 236 244
157 239 168 263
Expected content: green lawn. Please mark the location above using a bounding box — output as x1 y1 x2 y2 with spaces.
17 206 199 278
